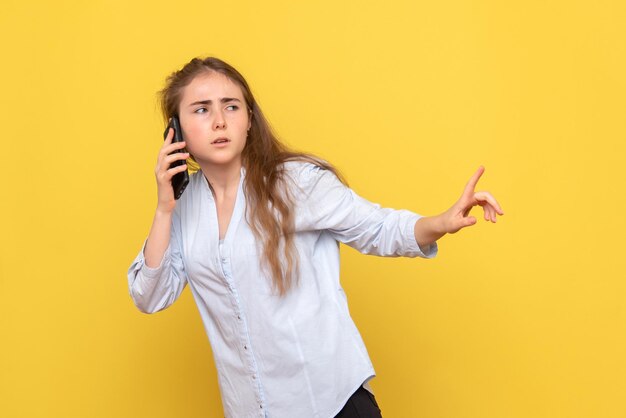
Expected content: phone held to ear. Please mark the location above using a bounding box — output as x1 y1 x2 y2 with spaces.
163 115 190 200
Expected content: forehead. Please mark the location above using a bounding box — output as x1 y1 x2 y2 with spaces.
181 72 245 104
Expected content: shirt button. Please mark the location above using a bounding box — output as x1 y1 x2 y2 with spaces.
252 374 257 380
244 345 248 350
237 315 241 320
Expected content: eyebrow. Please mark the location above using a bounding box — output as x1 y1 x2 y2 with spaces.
188 97 241 107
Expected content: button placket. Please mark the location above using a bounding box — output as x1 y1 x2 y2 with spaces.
219 239 266 415
205 171 268 415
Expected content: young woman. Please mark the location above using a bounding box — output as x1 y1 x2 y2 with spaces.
127 56 503 418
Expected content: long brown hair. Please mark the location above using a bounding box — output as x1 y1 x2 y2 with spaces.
158 57 346 295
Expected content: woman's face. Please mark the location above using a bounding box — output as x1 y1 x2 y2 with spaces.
178 71 251 168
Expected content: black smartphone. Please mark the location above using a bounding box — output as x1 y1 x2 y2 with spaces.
163 115 189 200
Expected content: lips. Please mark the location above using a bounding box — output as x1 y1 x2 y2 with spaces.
211 137 230 144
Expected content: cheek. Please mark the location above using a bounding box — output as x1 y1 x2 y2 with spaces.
182 121 207 140
227 113 249 129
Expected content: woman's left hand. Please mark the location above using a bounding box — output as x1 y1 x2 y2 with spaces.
440 166 504 234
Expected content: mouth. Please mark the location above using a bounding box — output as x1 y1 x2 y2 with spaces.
211 137 230 144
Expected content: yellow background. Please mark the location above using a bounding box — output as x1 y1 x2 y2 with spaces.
1 0 625 417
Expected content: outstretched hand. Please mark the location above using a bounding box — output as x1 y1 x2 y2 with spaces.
441 166 504 234
413 166 504 249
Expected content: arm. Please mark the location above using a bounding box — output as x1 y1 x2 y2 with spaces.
127 126 190 314
127 207 188 314
144 209 175 268
293 163 435 258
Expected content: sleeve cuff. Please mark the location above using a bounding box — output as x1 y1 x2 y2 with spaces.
405 215 439 259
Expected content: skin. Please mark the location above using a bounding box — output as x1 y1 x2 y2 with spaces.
413 166 504 251
145 72 250 267
177 72 251 179
144 72 504 268
176 72 251 240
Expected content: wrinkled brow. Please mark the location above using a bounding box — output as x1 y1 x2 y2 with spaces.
188 97 241 107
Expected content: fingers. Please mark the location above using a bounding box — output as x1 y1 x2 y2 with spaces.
158 160 188 179
483 204 496 222
155 134 189 187
447 214 477 234
166 148 188 169
161 139 187 157
167 162 189 176
157 141 187 167
158 151 189 174
164 127 174 144
156 157 188 185
473 191 503 223
462 166 485 197
163 150 189 164
451 167 504 229
459 216 477 231
474 191 504 216
154 122 187 207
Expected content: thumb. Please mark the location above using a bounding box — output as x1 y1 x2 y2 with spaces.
450 216 476 234
463 216 477 228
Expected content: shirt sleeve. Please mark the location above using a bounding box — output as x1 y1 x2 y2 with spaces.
292 162 438 258
127 206 188 314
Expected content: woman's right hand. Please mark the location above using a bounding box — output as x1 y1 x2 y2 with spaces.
155 127 189 214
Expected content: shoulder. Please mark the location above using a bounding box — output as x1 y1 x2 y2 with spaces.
280 159 346 202
281 159 335 186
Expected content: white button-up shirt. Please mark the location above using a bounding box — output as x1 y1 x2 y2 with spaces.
128 161 437 418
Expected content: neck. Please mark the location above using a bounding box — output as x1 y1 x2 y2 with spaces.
199 159 242 199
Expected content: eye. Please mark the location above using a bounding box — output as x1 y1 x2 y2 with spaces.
194 107 207 114
226 105 239 111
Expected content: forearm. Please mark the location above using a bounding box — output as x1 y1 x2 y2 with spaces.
414 215 446 249
144 209 174 268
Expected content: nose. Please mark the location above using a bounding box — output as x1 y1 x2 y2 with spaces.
214 111 226 130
